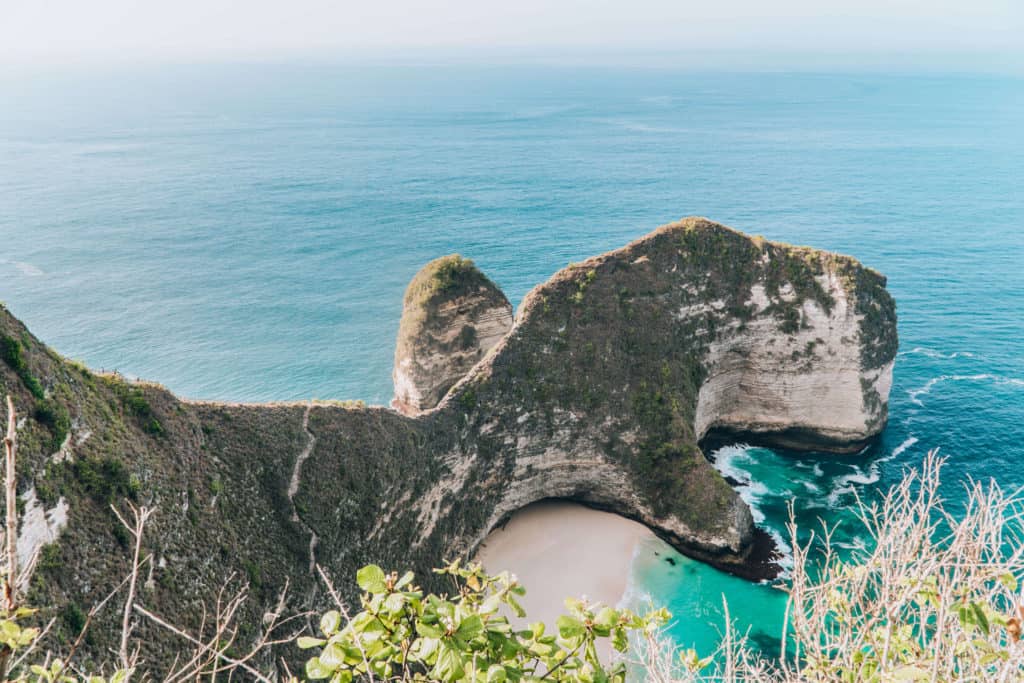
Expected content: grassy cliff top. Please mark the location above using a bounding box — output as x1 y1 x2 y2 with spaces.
402 255 506 309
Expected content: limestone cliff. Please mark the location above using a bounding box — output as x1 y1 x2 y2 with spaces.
392 255 513 415
0 217 896 670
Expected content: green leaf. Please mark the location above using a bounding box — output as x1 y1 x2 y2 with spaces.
319 642 346 669
455 614 484 640
417 621 444 638
395 570 415 590
1000 573 1019 591
297 636 326 650
891 665 930 680
971 602 991 634
612 627 628 653
357 565 388 593
556 615 586 639
305 657 333 680
384 592 406 613
417 636 439 660
481 594 502 614
507 596 526 618
487 664 507 683
432 642 465 681
594 607 617 629
320 610 341 636
592 607 616 637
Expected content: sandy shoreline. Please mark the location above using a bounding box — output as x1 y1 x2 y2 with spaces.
475 501 654 627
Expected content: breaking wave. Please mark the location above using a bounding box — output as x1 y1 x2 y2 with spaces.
898 347 978 360
908 374 1024 407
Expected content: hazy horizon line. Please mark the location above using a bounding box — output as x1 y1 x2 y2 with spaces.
3 45 1023 78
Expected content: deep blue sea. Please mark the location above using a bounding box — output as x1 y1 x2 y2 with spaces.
1 64 1022 657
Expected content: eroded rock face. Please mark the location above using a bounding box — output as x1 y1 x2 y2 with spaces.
695 273 894 453
392 255 513 415
2 217 896 670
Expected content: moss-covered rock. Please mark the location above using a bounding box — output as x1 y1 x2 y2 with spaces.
393 255 513 415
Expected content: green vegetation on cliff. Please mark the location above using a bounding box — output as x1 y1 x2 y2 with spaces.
2 442 1020 682
0 218 898 672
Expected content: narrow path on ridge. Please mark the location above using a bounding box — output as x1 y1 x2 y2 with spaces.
287 402 319 575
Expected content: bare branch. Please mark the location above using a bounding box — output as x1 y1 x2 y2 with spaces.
114 501 156 672
4 395 18 611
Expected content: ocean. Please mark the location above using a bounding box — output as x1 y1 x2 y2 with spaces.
1 63 1022 658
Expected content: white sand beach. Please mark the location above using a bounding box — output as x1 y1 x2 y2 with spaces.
475 501 654 627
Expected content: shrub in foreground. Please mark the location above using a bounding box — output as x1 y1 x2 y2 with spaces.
299 560 667 683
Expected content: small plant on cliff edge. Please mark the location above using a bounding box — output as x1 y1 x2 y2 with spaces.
300 559 669 683
1 335 44 400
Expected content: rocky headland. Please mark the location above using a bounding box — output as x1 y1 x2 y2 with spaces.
0 217 896 667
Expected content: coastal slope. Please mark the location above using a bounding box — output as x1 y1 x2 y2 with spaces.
0 217 896 668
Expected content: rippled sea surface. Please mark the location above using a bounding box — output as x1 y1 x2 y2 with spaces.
2 64 1022 656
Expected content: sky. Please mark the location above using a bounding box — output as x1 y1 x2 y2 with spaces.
2 0 1022 69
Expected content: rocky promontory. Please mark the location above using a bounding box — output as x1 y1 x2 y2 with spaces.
392 255 514 416
0 217 896 668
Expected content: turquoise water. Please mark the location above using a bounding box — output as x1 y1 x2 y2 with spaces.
2 64 1023 657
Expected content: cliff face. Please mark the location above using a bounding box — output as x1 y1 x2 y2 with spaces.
0 217 896 669
392 255 514 415
687 239 896 453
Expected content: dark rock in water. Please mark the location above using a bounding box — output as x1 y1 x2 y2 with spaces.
0 217 896 669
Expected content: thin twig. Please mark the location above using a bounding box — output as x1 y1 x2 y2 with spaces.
112 502 155 671
4 395 18 610
134 604 273 683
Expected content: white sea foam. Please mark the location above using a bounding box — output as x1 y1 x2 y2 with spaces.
595 118 691 135
13 262 44 276
710 444 794 573
619 540 652 611
827 485 857 508
827 463 886 507
508 105 578 120
836 468 880 487
908 374 1024 406
0 259 44 277
818 438 920 511
711 444 771 524
890 436 919 459
898 347 978 360
768 528 794 575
